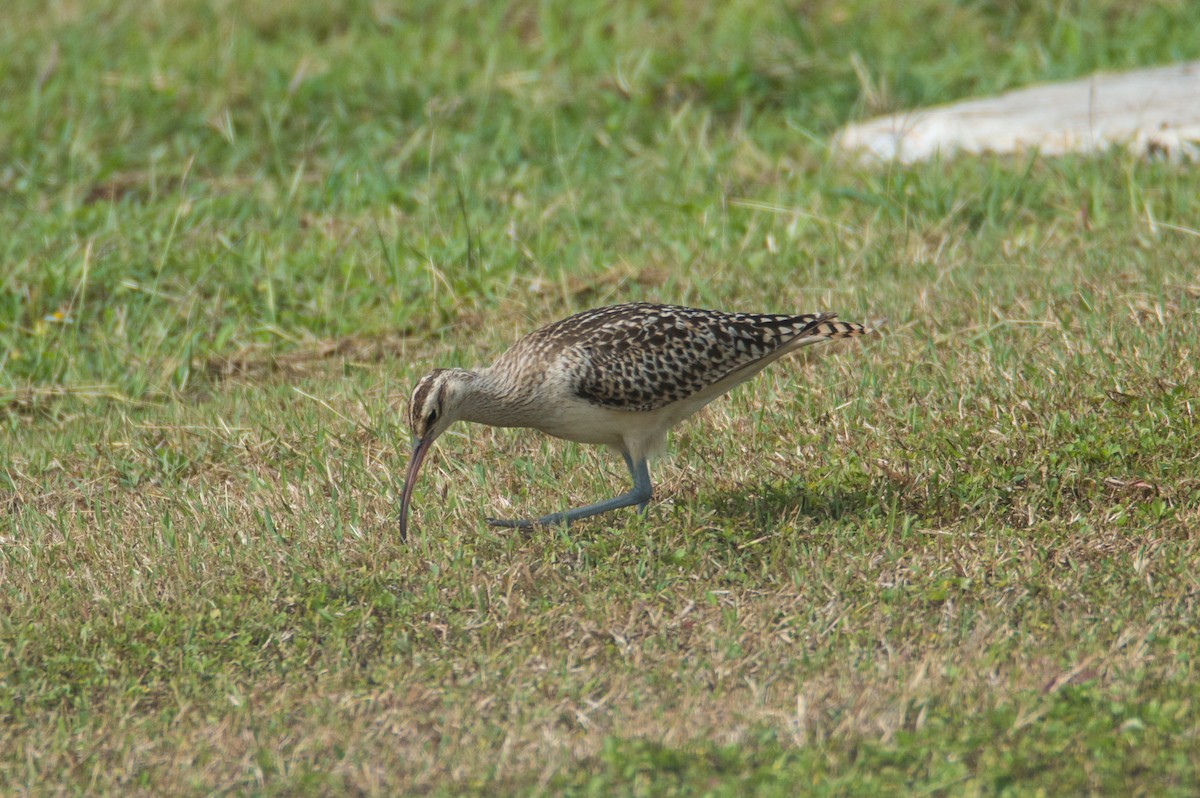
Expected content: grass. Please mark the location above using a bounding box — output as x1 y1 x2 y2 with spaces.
3 0 1200 794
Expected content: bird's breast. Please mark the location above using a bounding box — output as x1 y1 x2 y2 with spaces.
525 398 634 446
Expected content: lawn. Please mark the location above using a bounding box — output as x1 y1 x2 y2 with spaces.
2 0 1200 794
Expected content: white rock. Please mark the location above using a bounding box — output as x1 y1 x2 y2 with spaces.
835 61 1200 162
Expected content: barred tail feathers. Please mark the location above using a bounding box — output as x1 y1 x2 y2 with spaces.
793 313 870 347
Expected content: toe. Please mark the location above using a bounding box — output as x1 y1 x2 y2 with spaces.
487 517 532 529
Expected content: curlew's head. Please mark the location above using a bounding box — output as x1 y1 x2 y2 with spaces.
399 368 477 540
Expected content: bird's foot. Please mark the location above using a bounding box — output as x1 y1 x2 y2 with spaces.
486 514 567 530
486 516 533 529
486 472 653 530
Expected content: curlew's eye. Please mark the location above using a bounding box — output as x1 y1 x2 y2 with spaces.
426 407 439 426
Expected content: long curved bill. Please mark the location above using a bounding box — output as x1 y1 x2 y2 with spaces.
398 435 434 542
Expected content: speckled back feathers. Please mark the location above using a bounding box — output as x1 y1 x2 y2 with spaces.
493 303 867 412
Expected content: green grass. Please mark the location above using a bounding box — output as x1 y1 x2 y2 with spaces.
3 0 1200 794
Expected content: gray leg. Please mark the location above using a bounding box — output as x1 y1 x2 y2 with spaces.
487 456 652 529
622 451 651 514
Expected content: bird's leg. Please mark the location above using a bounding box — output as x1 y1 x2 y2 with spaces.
622 451 651 514
487 455 652 529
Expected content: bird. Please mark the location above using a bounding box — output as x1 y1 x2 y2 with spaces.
398 302 869 539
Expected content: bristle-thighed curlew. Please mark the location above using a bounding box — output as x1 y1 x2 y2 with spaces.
399 302 870 538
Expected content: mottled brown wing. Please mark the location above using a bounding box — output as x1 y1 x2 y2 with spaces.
553 303 853 412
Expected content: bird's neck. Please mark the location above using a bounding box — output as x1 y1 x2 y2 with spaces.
455 367 539 428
